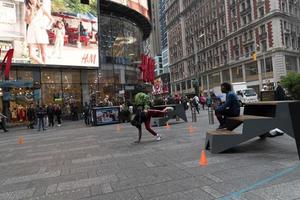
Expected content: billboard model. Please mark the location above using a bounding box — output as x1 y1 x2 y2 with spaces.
109 0 149 19
0 0 98 67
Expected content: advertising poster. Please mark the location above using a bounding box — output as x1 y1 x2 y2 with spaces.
109 0 149 19
95 106 119 125
0 0 98 67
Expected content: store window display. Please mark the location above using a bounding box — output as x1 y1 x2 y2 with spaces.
9 88 34 122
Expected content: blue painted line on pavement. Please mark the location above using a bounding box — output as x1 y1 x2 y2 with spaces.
219 163 300 200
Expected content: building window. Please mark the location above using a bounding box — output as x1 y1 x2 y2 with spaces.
259 7 264 18
181 81 186 90
231 66 243 82
187 80 191 89
222 69 230 82
245 62 259 81
41 70 61 84
202 76 208 90
208 72 220 88
261 57 273 79
176 84 180 91
17 70 33 81
286 55 298 72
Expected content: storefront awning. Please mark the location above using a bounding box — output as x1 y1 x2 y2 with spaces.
0 80 33 88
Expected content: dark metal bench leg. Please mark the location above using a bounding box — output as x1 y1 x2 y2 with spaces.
289 102 300 160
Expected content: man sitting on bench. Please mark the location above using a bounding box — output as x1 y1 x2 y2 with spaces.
213 82 240 130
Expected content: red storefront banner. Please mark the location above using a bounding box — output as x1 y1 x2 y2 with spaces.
0 49 14 79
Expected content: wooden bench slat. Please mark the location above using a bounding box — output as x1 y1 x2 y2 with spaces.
207 129 241 135
228 115 273 122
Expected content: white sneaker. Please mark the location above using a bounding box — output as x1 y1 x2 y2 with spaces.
156 135 162 141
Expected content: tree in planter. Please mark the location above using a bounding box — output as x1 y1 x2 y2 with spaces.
281 72 300 100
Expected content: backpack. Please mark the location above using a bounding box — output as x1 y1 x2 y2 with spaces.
200 96 206 104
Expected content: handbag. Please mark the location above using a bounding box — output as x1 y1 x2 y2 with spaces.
131 109 142 127
130 118 141 127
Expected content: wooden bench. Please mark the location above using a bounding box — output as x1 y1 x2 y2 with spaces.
151 104 188 126
205 101 300 159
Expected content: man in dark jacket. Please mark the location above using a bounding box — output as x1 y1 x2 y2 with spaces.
47 104 55 127
214 82 240 130
275 81 286 101
83 102 90 125
36 105 46 131
27 104 35 129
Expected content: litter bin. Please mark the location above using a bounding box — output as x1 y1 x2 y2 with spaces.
208 107 214 125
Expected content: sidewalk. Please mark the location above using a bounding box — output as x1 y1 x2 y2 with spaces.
0 109 299 200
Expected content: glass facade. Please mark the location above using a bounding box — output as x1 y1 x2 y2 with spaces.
99 15 143 100
0 6 148 123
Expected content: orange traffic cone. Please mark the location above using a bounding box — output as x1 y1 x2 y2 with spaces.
199 150 208 166
188 125 195 134
18 136 24 145
165 122 170 129
116 124 122 132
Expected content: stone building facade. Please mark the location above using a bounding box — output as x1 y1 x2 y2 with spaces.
165 0 300 95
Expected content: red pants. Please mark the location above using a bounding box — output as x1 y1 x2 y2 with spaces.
140 109 165 136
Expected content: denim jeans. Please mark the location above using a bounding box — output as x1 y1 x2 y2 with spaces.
37 118 45 131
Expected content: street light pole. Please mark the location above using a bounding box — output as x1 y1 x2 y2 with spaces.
97 0 101 98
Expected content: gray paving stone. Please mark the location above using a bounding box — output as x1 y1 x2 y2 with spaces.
71 155 112 164
46 184 57 194
1 111 299 200
85 189 142 200
101 183 113 194
89 185 102 196
33 186 47 197
244 179 300 200
0 188 35 200
56 175 118 192
204 173 223 183
3 171 61 185
32 187 91 200
137 176 214 199
0 156 53 167
149 187 214 200
201 186 223 198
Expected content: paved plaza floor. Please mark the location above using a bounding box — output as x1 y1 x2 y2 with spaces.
0 110 300 200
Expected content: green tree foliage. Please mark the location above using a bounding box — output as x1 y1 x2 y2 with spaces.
51 0 97 14
281 72 300 100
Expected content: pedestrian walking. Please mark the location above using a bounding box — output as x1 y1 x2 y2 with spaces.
27 104 35 129
36 105 46 131
0 113 8 132
192 95 200 114
54 104 62 127
83 102 90 125
200 95 206 110
47 104 55 127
